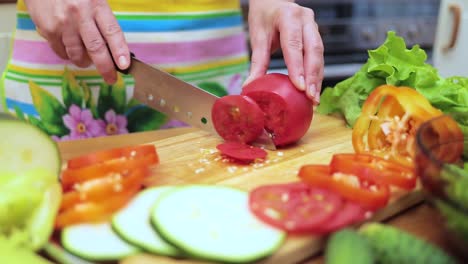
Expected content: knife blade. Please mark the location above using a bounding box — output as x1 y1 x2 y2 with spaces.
116 55 276 150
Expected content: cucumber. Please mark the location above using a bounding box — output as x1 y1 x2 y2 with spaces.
0 113 61 175
325 228 374 264
151 185 286 263
112 186 183 257
359 223 458 264
61 222 141 261
43 243 95 264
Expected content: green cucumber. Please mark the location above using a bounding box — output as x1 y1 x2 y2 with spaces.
0 113 61 176
151 185 286 263
43 243 95 264
61 223 141 261
325 228 374 264
112 186 183 257
359 223 458 264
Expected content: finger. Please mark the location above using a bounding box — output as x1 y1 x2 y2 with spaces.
279 8 306 91
78 11 116 84
36 27 69 60
62 23 92 68
94 2 130 70
244 31 271 86
302 13 324 104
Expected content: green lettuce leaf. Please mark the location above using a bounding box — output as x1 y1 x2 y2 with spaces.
317 31 468 127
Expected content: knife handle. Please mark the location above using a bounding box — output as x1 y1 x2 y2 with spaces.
112 51 135 75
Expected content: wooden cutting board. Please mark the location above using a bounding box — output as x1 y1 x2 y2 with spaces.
112 114 423 264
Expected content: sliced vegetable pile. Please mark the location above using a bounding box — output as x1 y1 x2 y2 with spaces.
49 185 286 264
56 144 159 228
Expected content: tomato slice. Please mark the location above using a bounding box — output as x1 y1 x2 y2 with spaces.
316 201 367 234
55 183 141 229
67 145 158 169
61 154 158 190
330 153 416 190
248 182 342 234
298 164 390 211
216 142 267 163
60 167 148 211
211 95 265 144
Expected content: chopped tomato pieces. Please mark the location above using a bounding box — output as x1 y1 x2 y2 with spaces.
216 142 267 163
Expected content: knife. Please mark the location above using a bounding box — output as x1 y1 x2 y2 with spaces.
115 53 276 150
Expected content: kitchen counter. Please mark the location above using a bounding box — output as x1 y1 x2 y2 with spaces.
56 117 457 264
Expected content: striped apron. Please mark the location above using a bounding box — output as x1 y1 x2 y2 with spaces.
0 0 249 141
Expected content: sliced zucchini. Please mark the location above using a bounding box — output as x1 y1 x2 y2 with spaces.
61 222 140 261
0 113 61 175
151 185 286 263
112 186 183 257
43 243 95 264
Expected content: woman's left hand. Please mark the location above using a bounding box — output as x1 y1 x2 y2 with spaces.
245 0 324 104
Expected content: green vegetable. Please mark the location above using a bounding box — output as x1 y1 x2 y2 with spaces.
325 228 374 264
434 199 468 244
111 186 184 257
359 223 457 264
61 223 141 261
317 31 468 127
0 236 52 264
442 162 468 210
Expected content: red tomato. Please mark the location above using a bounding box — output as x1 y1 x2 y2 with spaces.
330 153 416 190
241 73 313 147
298 164 390 211
211 95 265 144
316 201 367 234
249 182 342 234
67 144 158 169
216 142 267 163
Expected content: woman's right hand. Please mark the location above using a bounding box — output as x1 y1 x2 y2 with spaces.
24 0 130 84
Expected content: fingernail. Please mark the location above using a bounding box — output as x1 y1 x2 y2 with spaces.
118 55 128 69
308 84 316 97
314 89 321 104
298 75 306 90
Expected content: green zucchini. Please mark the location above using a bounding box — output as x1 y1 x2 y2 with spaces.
359 223 458 264
151 185 286 263
325 228 374 264
112 186 183 257
61 222 141 261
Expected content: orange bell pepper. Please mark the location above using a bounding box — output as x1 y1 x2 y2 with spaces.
352 85 443 167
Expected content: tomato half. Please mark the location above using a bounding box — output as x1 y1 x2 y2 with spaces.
60 167 148 210
241 73 313 147
67 144 158 169
298 164 390 211
330 153 416 190
249 182 342 234
61 154 158 190
211 95 265 144
55 184 141 229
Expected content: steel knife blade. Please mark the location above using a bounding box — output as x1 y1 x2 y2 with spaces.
117 55 276 150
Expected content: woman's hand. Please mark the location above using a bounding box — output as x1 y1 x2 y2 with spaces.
245 0 324 103
24 0 130 84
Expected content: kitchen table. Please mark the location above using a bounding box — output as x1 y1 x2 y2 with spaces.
56 114 456 264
